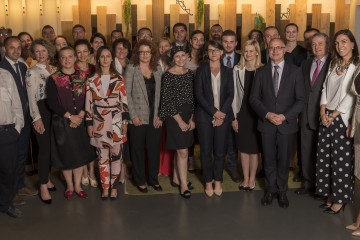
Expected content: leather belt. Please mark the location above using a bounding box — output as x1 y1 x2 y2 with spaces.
0 123 15 131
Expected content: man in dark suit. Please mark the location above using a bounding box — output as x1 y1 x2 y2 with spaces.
250 38 305 208
171 23 191 53
295 32 331 197
221 30 241 182
0 36 38 206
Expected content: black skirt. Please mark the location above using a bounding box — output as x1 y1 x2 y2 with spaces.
51 114 95 170
165 103 194 150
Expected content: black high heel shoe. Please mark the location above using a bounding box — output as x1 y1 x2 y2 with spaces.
180 189 191 199
171 181 194 190
48 186 57 192
39 194 52 204
319 203 331 209
323 204 346 214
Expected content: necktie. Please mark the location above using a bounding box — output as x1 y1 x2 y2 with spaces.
14 63 23 87
273 65 279 96
226 56 232 68
311 59 321 86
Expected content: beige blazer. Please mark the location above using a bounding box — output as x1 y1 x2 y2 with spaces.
125 64 162 124
232 65 245 119
350 65 360 179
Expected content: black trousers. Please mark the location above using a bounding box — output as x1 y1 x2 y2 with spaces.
261 131 295 193
315 115 354 204
129 123 161 186
0 126 19 212
15 118 30 191
33 100 51 184
197 121 230 182
300 125 318 190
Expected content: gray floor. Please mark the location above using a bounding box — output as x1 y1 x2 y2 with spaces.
1 175 359 240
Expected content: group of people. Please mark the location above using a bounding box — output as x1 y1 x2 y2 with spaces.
1 22 360 236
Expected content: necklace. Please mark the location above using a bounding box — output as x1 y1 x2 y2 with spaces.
336 61 351 75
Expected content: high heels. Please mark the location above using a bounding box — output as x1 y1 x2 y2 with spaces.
171 181 194 190
101 190 109 200
248 183 256 191
180 189 191 199
110 189 118 200
152 185 163 191
136 186 148 193
64 190 74 199
39 194 52 204
75 191 88 199
48 186 57 192
346 223 359 231
88 176 98 188
319 203 331 209
352 228 360 237
323 204 346 214
214 188 223 197
81 176 89 186
205 188 214 197
238 184 248 191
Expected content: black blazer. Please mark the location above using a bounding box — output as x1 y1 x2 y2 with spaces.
195 62 234 123
0 58 29 120
299 56 331 130
250 61 305 134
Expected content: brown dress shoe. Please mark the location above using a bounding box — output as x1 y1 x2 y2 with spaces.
227 170 241 183
18 186 39 196
13 195 26 206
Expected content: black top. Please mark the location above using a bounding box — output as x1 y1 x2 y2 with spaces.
355 73 360 94
144 74 156 119
288 45 307 67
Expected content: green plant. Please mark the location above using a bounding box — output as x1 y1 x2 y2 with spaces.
123 0 132 37
195 0 204 28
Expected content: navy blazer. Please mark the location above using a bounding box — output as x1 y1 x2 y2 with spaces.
221 52 240 68
0 58 29 120
250 61 305 134
195 62 234 123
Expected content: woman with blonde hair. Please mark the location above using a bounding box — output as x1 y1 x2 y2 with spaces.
232 39 263 191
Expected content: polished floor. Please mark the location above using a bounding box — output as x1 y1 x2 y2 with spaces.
1 174 359 240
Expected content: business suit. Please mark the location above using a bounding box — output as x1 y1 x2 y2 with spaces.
0 58 30 192
195 63 234 182
221 52 240 177
250 61 305 194
125 64 162 186
299 56 331 191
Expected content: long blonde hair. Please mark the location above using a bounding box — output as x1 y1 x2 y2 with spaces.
237 39 263 70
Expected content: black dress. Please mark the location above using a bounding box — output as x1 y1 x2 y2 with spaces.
159 70 194 150
236 70 261 154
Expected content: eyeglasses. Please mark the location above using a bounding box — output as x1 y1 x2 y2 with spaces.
208 48 221 54
269 46 285 52
138 51 151 56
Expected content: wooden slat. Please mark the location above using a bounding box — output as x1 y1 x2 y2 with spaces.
321 13 330 36
312 4 321 30
61 21 73 42
295 0 307 41
204 4 210 37
195 1 204 31
72 5 79 25
344 4 350 29
78 0 91 35
210 20 219 29
307 13 312 29
289 4 296 24
137 20 147 30
106 14 116 43
224 0 236 31
146 5 152 31
242 4 252 48
179 14 189 33
152 0 164 41
170 4 180 41
275 4 281 30
131 5 137 38
266 0 276 27
280 20 290 39
97 6 107 36
218 4 225 30
335 0 346 32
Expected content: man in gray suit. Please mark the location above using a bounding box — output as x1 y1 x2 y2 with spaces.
295 32 331 196
250 38 305 208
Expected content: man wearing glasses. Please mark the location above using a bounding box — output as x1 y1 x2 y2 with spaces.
250 38 305 209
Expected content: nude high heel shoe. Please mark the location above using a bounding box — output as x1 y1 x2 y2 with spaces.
346 223 359 231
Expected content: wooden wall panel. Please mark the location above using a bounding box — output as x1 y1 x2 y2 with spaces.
170 4 180 41
97 6 107 36
241 4 252 47
224 0 236 31
106 14 116 42
179 14 189 32
335 0 346 32
146 5 152 31
204 4 210 37
321 13 330 35
295 0 307 41
137 20 147 30
266 0 276 27
152 0 164 41
61 21 73 42
344 4 350 30
131 5 137 38
72 5 79 25
218 5 225 30
275 4 281 30
78 0 91 35
289 4 296 24
312 4 321 30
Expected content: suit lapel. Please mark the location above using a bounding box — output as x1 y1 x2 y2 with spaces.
135 66 149 105
277 62 289 96
205 65 214 102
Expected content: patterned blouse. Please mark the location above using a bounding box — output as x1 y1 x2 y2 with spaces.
47 70 88 116
75 62 96 78
159 70 195 119
25 63 57 122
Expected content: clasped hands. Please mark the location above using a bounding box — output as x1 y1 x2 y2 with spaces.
266 112 286 126
213 111 226 127
69 114 84 128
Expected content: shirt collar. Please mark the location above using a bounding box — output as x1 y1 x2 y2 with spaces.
5 56 18 65
271 59 285 69
313 55 328 64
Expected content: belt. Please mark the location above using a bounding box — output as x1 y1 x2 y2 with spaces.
94 103 120 108
0 123 15 131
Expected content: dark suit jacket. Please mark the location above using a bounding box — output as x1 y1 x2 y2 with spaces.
195 62 234 123
250 61 305 134
0 58 29 121
171 41 191 54
299 56 331 130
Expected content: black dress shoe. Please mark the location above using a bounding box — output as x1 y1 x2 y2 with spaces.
48 186 57 192
278 193 289 208
324 204 346 214
5 206 22 218
136 186 148 193
152 185 163 191
170 181 194 190
261 192 274 206
294 187 308 195
227 170 241 183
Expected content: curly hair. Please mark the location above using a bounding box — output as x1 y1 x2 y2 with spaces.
130 39 159 72
30 38 56 62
